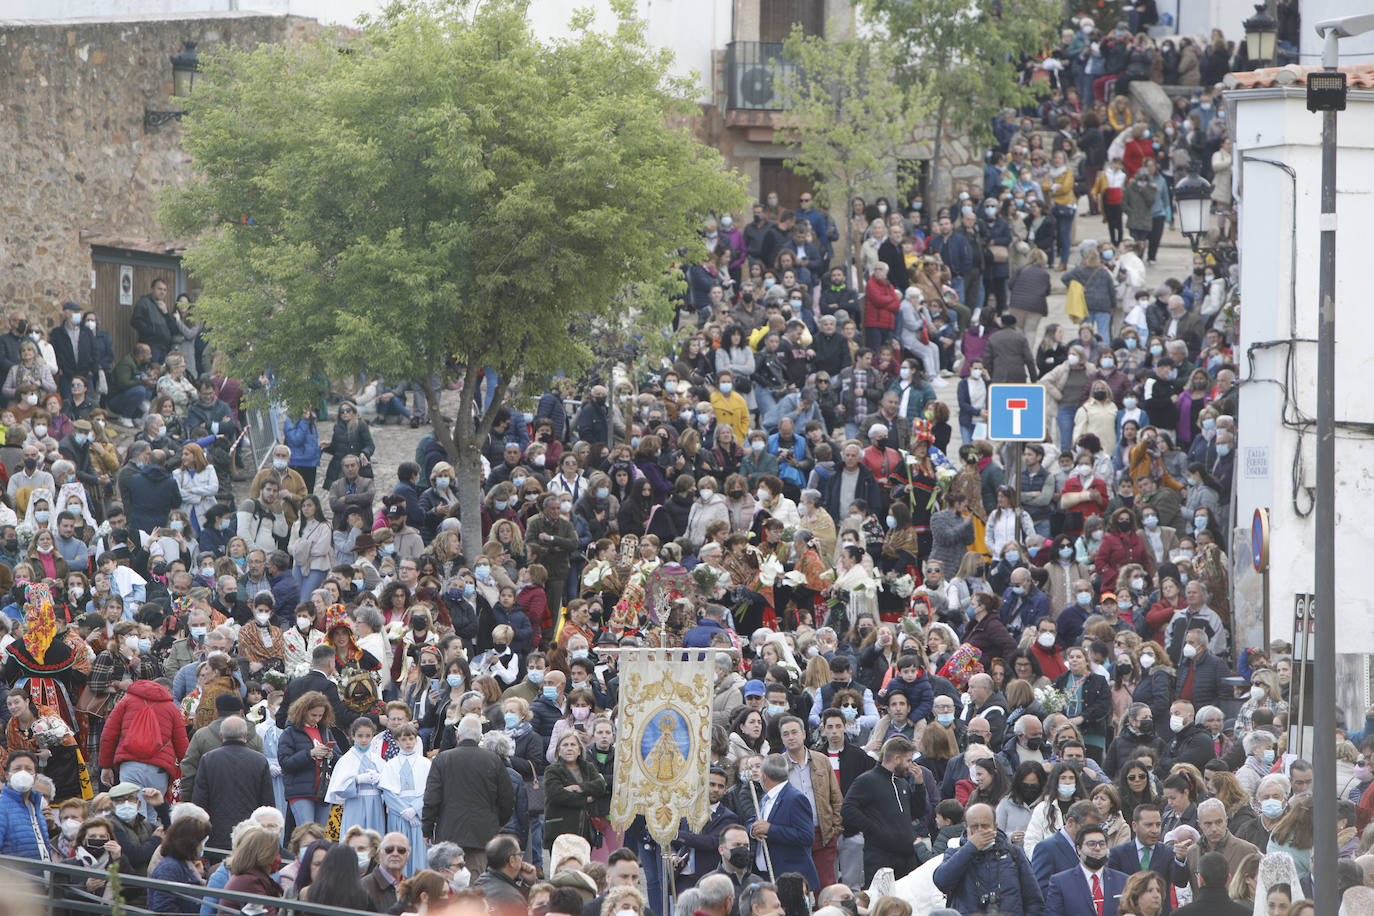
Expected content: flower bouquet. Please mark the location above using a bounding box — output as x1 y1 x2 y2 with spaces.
31 713 73 748
1033 684 1069 714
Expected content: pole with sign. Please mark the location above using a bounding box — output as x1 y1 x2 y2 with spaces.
988 384 1047 508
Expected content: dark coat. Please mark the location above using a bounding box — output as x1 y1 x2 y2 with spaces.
1008 264 1052 315
1053 670 1114 741
276 723 346 802
361 867 399 913
1161 722 1217 774
985 326 1038 383
49 324 98 379
473 868 528 916
276 668 356 730
191 738 275 849
745 783 820 889
841 764 926 882
126 464 182 534
542 759 607 845
422 739 516 847
822 462 885 521
963 611 1019 666
933 829 1044 915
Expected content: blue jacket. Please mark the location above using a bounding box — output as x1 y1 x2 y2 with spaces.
999 587 1050 634
490 602 533 656
928 232 973 278
148 855 204 914
0 785 49 861
269 571 300 617
745 783 821 889
1107 841 1188 902
1044 865 1129 916
767 433 809 487
932 829 1043 915
683 617 730 649
282 417 322 468
1031 829 1080 894
797 208 835 258
879 670 934 723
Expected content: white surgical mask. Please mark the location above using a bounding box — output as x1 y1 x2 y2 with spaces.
1169 715 1185 733
255 611 272 626
1182 643 1198 659
8 770 35 793
1140 653 1155 669
1037 632 1056 648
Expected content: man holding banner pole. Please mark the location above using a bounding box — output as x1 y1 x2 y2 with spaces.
745 755 821 890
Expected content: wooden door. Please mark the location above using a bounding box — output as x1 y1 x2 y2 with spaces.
759 158 814 213
759 0 826 42
91 258 178 364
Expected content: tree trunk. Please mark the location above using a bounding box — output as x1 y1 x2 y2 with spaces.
931 94 948 207
420 364 509 566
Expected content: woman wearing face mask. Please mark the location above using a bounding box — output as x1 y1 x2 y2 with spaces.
1235 670 1288 745
997 761 1046 849
542 730 607 865
1182 463 1222 521
66 816 129 901
544 687 598 765
1023 760 1088 860
1073 381 1121 458
145 815 212 913
238 597 286 675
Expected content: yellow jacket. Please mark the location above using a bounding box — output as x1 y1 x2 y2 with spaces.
711 389 751 442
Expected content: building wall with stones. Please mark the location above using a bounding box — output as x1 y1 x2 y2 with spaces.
0 12 328 326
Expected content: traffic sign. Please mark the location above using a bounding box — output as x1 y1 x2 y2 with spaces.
988 384 1046 441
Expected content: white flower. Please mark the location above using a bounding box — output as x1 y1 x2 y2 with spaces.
782 570 809 587
582 560 613 590
758 554 785 588
891 574 915 598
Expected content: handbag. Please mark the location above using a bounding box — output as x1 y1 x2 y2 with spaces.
527 775 545 815
1065 279 1089 322
75 685 116 719
988 245 1009 264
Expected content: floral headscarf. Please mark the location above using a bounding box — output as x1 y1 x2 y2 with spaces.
324 604 362 665
21 582 56 659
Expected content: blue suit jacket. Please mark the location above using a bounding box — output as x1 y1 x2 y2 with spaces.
745 783 820 889
1044 866 1129 916
1032 830 1080 895
1107 841 1188 904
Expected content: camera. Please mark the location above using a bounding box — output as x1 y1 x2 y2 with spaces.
978 891 1001 908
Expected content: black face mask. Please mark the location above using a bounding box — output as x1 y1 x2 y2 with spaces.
727 846 752 870
1116 518 1132 531
410 614 428 631
1019 782 1042 803
84 839 108 855
1082 853 1108 871
967 734 986 746
742 292 754 303
2 539 16 554
420 663 439 678
1135 719 1154 737
838 899 859 916
1025 736 1044 752
22 458 36 472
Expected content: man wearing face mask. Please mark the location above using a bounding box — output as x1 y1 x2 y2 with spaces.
529 668 567 739
525 494 577 618
1000 567 1049 638
841 736 925 884
1103 703 1165 779
7 444 53 503
249 444 309 525
1160 701 1215 774
1044 822 1129 916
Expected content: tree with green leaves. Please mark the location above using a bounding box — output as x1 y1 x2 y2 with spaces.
162 0 746 563
862 0 1059 199
775 27 928 274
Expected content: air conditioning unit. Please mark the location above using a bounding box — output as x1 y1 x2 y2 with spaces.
731 53 796 110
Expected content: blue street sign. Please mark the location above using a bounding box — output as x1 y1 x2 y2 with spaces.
988 384 1046 441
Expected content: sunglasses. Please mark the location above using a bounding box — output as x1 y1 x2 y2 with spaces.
383 845 410 854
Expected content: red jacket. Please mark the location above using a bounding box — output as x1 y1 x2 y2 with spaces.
97 680 189 778
864 276 901 330
1093 530 1153 599
516 584 551 646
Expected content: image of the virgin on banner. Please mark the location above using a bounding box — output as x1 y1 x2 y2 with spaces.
608 649 714 845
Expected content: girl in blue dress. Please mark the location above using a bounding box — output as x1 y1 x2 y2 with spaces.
325 717 387 835
379 722 430 875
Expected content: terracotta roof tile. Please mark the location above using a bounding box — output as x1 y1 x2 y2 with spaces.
1224 62 1374 90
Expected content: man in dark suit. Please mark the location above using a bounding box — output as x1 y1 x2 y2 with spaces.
1032 799 1101 895
1044 823 1129 916
1171 851 1252 916
704 824 752 916
50 301 98 399
673 767 741 889
985 312 1038 383
1107 804 1187 913
276 643 355 729
190 716 274 850
745 754 821 889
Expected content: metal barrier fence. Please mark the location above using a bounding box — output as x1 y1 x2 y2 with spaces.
0 852 378 916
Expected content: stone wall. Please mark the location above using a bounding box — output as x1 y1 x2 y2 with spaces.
0 12 327 323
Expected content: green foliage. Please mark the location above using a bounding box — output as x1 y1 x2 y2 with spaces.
775 27 928 267
862 0 1059 147
162 0 746 414
162 0 746 561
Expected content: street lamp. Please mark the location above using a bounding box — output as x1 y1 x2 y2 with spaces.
1244 4 1278 68
171 41 200 98
1308 15 1374 914
145 41 200 132
1173 168 1213 250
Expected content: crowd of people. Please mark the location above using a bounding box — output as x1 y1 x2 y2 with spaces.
0 5 1364 916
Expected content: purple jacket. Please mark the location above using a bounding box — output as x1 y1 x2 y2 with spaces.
1175 389 1210 445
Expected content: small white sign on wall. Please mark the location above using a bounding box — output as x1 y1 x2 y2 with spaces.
119 264 134 306
1244 446 1269 479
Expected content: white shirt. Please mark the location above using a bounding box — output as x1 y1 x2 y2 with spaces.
1080 863 1107 902
756 783 784 871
